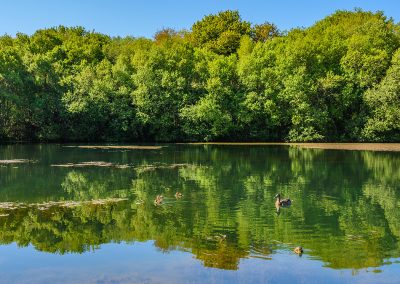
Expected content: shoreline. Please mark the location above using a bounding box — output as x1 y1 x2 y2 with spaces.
187 142 400 152
2 142 400 152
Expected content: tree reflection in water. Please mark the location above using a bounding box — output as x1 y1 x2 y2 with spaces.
0 144 399 270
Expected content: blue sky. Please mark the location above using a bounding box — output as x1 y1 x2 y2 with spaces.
0 0 399 38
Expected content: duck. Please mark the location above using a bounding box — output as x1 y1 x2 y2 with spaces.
274 193 291 207
154 195 164 206
294 246 303 255
175 192 183 199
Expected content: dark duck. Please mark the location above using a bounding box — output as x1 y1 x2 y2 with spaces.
274 193 291 207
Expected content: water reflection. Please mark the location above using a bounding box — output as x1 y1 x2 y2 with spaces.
0 144 399 271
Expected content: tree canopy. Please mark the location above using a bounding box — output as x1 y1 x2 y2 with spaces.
0 9 399 142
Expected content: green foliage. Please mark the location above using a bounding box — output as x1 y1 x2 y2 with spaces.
267 9 399 141
0 44 32 140
180 52 240 141
189 10 251 55
362 49 400 141
0 10 399 142
250 22 280 42
132 40 197 141
61 57 139 141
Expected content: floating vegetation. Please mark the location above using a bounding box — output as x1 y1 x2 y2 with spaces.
0 198 128 212
0 202 27 210
51 161 132 168
135 163 193 174
64 145 164 150
0 159 36 164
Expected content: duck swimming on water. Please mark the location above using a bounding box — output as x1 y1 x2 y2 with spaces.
154 195 164 206
294 246 303 255
274 193 291 207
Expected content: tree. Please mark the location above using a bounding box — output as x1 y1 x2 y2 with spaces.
189 10 251 55
0 43 32 141
250 22 280 42
132 40 197 141
0 10 399 142
237 36 282 140
269 10 399 141
180 51 240 141
362 49 400 141
154 28 186 45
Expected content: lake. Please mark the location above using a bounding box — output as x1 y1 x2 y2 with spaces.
0 144 399 283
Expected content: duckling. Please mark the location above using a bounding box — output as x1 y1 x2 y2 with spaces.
274 193 291 207
175 192 183 199
154 195 164 206
294 246 303 255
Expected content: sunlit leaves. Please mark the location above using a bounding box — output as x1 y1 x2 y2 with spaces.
189 10 251 55
0 10 400 142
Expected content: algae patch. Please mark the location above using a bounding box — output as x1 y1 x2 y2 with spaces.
64 145 163 150
135 163 194 174
0 198 129 212
51 161 132 168
0 159 36 164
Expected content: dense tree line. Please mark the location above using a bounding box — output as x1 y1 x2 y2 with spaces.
0 10 399 142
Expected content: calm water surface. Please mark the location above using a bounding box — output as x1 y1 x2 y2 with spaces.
0 144 399 283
